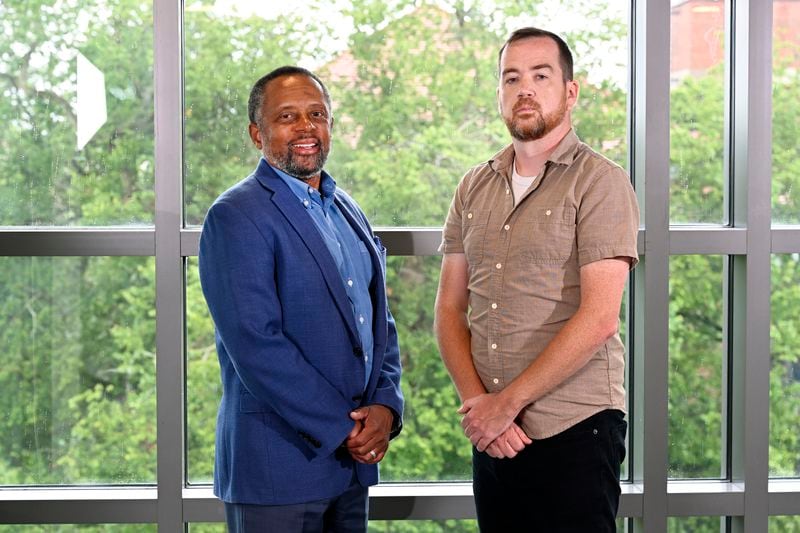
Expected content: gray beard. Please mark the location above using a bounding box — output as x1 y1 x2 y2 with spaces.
272 149 328 180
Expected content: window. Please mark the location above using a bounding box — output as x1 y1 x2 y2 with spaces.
0 1 154 226
771 1 800 224
0 257 155 485
670 0 727 224
668 255 724 479
770 254 800 477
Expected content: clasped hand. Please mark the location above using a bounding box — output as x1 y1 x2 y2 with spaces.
345 404 393 464
458 393 532 459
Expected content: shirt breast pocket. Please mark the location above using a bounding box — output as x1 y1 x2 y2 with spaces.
462 209 490 266
521 206 577 263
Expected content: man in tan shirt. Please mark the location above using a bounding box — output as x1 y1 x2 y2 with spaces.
434 27 639 532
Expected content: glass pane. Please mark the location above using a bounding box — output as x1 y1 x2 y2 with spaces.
369 521 477 532
770 254 800 477
186 257 220 484
620 282 631 482
770 516 800 531
379 256 470 482
668 255 725 479
188 526 225 533
187 256 471 483
668 517 724 533
0 1 154 225
0 257 156 485
771 2 800 224
670 0 727 224
183 1 629 227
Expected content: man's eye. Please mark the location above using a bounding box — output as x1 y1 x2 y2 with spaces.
505 77 518 84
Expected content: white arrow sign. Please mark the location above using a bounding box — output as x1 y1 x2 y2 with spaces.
76 52 107 150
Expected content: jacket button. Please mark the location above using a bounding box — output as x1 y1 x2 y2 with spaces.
351 394 362 402
353 346 363 358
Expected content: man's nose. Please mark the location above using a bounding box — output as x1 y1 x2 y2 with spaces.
296 114 317 130
517 76 535 97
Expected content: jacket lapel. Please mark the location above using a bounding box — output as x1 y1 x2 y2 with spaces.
254 160 360 346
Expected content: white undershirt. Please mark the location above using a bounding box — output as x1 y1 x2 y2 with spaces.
511 159 538 205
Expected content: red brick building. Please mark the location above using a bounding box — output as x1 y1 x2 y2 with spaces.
671 0 800 80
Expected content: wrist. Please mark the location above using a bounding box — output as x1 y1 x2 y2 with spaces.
498 385 526 417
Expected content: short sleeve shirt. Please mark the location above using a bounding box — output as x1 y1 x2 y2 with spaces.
440 129 640 439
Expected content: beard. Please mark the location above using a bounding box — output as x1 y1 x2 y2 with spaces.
267 141 329 180
505 97 567 142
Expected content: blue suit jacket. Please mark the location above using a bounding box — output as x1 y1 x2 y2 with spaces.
198 158 404 505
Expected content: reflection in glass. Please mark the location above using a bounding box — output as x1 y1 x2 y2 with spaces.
187 256 471 483
771 2 800 224
0 257 156 485
770 254 800 477
667 516 724 533
369 521 477 532
620 282 630 482
668 255 724 479
0 1 154 225
770 515 800 531
670 0 727 224
183 1 629 227
186 258 220 484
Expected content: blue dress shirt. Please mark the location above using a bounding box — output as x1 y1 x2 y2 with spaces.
272 163 375 386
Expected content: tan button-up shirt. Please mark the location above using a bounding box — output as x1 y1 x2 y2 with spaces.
440 129 639 439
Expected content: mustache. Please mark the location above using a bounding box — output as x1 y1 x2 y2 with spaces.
513 98 541 113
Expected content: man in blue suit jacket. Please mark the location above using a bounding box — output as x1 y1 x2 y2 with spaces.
199 66 404 532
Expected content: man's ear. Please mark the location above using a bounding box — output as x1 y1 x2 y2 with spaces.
566 79 579 111
248 122 262 149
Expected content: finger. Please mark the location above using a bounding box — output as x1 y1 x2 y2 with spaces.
485 444 503 459
351 446 386 464
500 438 518 458
350 435 387 457
504 429 526 452
476 436 492 452
511 424 532 445
465 425 481 439
346 419 364 441
347 422 380 445
350 407 370 421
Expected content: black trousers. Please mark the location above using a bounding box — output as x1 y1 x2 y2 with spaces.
472 409 627 533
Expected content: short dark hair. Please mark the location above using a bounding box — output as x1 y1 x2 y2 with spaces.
497 27 574 82
247 66 332 126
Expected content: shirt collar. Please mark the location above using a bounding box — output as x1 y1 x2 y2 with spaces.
269 160 337 210
489 128 581 176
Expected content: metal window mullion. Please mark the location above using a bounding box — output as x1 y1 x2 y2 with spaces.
729 0 773 531
154 0 185 531
631 0 671 532
0 229 155 256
